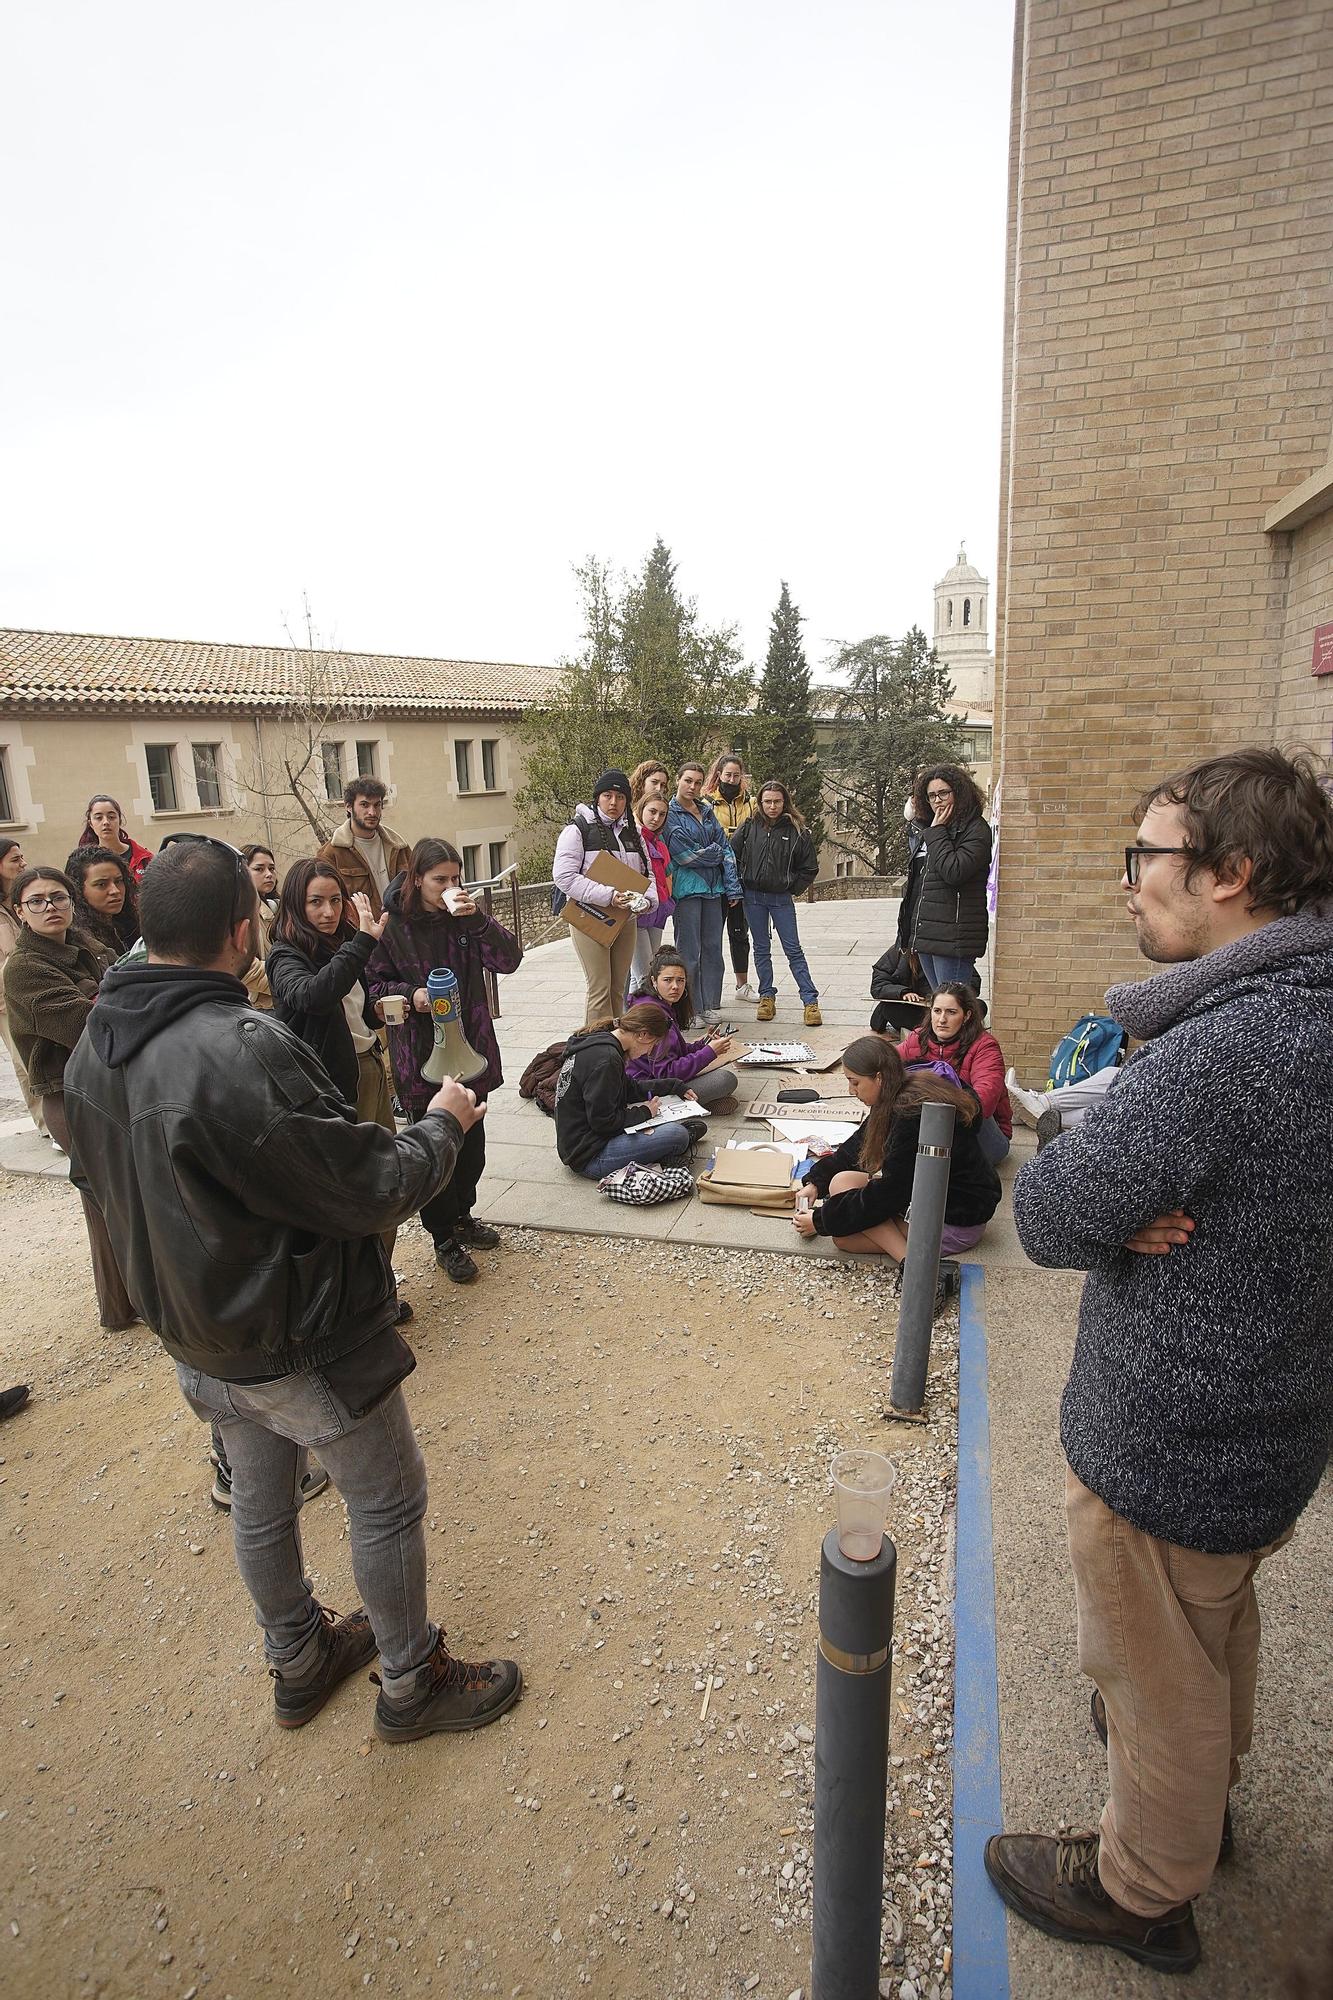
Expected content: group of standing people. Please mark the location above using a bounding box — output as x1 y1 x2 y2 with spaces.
552 752 822 1032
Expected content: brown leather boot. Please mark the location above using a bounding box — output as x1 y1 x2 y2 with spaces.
1090 1687 1233 1862
984 1831 1200 1974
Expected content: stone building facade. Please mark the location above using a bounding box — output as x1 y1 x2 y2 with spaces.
992 0 1333 1070
0 629 558 880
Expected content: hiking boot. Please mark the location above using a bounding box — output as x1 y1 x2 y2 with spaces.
1090 1689 1233 1862
803 1001 823 1027
0 1384 31 1421
211 1457 329 1511
983 1831 1200 1975
271 1604 378 1728
373 1630 523 1742
436 1238 479 1284
1035 1105 1063 1149
455 1216 501 1250
394 1298 414 1325
756 996 777 1022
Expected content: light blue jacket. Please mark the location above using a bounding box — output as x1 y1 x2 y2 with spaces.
665 798 742 901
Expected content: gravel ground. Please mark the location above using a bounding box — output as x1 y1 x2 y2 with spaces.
1 1174 958 2000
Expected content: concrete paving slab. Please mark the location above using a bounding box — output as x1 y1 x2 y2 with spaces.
480 1175 683 1239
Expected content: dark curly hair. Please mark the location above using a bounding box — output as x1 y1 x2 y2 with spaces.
912 765 986 826
1135 746 1333 917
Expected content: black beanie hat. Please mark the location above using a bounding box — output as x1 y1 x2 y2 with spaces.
592 770 631 806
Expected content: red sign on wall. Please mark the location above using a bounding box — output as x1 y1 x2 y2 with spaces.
1314 622 1333 676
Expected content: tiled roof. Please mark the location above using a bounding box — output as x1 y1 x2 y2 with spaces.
0 629 561 716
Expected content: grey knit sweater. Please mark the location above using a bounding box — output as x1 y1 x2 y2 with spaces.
1013 912 1333 1554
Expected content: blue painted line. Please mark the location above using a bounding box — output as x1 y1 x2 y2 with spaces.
952 1262 1012 2000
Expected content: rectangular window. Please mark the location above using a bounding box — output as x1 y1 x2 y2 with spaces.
835 856 854 879
455 740 473 793
481 739 498 790
0 748 13 822
355 740 379 778
488 840 506 878
146 743 179 813
462 844 481 882
321 742 345 802
192 742 223 810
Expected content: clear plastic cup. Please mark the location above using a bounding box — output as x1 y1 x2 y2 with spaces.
830 1449 896 1561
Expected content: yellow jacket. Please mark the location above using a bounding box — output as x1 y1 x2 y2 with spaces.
704 789 755 837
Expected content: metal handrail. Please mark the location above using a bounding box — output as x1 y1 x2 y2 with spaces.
463 861 522 1020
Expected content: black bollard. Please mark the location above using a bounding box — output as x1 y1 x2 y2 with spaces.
888 1100 956 1417
812 1527 897 2000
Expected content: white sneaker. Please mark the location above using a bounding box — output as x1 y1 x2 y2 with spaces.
699 1009 723 1027
1005 1067 1048 1124
734 983 757 1003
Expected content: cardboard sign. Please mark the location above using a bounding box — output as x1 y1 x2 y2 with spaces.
745 1099 866 1123
708 1145 793 1191
561 848 649 944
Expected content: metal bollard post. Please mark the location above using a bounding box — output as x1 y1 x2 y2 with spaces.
888 1100 956 1418
812 1529 897 2000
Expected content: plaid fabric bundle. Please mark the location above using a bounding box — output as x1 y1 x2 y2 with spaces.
597 1160 694 1206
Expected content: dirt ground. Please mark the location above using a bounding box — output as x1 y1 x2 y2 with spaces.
0 1169 958 2000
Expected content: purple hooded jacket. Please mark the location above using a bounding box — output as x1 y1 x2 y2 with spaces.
623 993 717 1087
366 876 522 1117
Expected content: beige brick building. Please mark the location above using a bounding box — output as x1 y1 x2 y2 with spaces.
992 0 1333 1071
0 630 558 880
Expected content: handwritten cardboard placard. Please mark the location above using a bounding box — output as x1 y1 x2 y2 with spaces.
745 1098 866 1123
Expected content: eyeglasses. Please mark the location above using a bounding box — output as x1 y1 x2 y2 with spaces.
1124 844 1191 885
20 891 72 913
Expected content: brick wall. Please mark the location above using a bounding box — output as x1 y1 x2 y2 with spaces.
993 0 1333 1070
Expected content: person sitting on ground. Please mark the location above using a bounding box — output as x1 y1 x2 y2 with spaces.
868 939 928 1037
63 836 522 1742
626 947 739 1106
66 846 142 959
316 777 410 920
3 866 137 1328
1006 1064 1119 1147
0 837 47 1137
730 779 822 1026
554 1002 697 1181
239 844 280 1010
791 1035 999 1261
553 771 658 1028
367 837 522 1285
76 794 155 882
896 982 1012 1163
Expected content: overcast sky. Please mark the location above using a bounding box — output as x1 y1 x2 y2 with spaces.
3 2 1014 673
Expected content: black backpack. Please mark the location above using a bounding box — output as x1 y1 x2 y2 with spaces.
551 811 648 916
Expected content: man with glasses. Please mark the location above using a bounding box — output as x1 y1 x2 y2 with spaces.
986 747 1333 1974
63 835 522 1742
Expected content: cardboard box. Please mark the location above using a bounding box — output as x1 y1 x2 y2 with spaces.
707 1146 793 1191
561 849 649 945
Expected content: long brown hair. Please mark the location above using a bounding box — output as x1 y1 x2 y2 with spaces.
755 778 806 830
274 858 354 959
703 750 747 796
920 980 985 1060
841 1033 977 1173
629 759 669 809
577 1001 674 1043
399 837 464 920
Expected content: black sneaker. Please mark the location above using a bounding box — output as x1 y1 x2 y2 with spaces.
1090 1688 1233 1862
455 1216 501 1250
209 1457 329 1512
1036 1105 1063 1149
372 1630 523 1742
0 1384 31 1421
394 1298 415 1325
435 1238 479 1283
271 1604 379 1728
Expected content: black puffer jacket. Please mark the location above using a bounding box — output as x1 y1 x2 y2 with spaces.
807 1105 1000 1237
63 963 460 1381
911 814 993 960
730 814 819 897
267 928 378 1106
553 1028 652 1172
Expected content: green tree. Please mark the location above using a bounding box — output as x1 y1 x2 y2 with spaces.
751 581 823 846
826 625 966 876
516 539 753 841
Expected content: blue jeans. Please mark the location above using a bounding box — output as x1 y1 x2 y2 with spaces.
579 1120 692 1180
178 1364 436 1698
918 952 979 993
744 892 818 1005
673 896 727 1013
977 1115 1011 1165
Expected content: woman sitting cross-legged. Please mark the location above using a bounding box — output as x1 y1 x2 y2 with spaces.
554 1002 697 1180
625 947 739 1108
792 1035 1000 1261
895 981 1012 1164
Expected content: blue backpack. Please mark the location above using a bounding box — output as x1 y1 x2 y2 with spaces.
1047 1013 1128 1090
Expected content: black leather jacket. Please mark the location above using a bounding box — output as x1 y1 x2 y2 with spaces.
63 964 460 1381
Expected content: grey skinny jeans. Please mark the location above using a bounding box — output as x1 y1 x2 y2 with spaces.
178 1363 435 1695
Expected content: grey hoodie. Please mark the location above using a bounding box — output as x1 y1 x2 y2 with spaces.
1014 911 1333 1553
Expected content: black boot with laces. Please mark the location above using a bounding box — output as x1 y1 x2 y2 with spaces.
373 1630 523 1742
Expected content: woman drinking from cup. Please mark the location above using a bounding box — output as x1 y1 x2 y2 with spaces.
2 866 136 1327
792 1035 999 1262
367 838 523 1284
